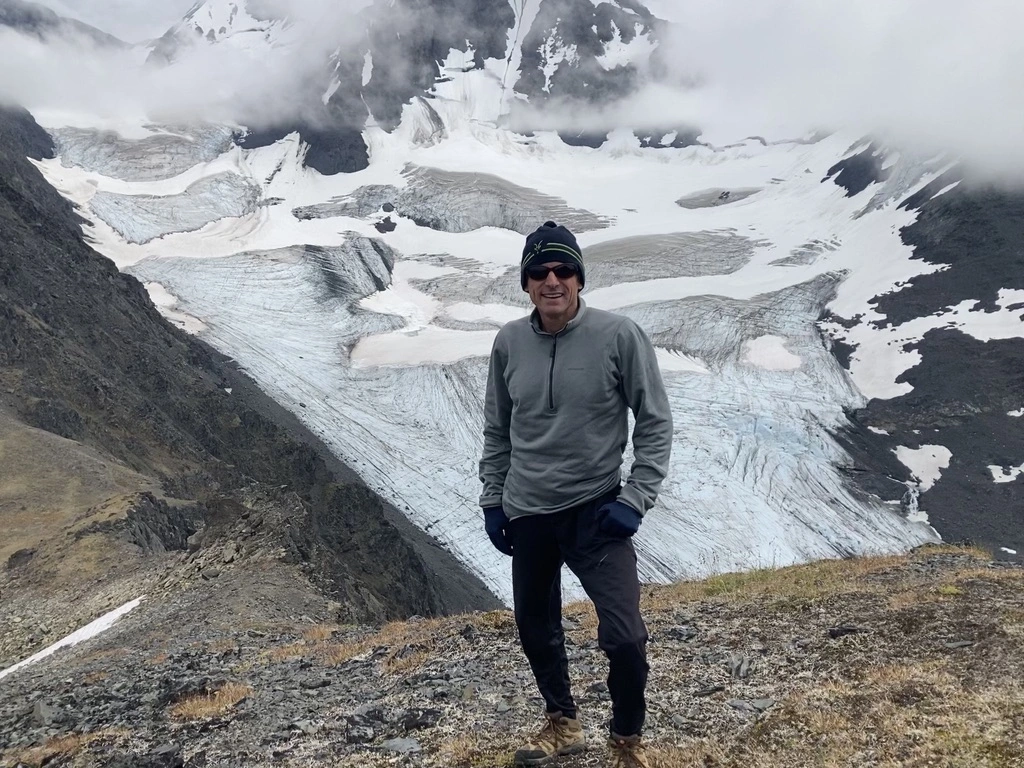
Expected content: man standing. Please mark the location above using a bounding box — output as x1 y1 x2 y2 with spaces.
479 221 673 768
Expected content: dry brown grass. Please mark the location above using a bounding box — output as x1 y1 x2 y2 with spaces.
266 617 458 672
430 734 514 768
382 646 432 674
655 553 909 607
0 410 157 565
168 682 252 721
632 546 1002 613
2 729 128 768
727 663 1024 768
471 610 516 631
266 642 307 662
1003 609 1024 639
303 624 339 642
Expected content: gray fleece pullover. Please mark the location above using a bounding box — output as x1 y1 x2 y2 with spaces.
479 299 673 519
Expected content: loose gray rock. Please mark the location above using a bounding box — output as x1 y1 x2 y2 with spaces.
944 640 974 649
380 737 421 753
828 625 866 639
32 700 56 726
727 699 756 712
664 625 699 642
729 654 752 679
291 719 319 735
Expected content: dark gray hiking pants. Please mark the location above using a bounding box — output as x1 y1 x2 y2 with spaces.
509 487 649 737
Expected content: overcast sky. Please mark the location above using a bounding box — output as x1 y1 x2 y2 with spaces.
6 0 1024 179
39 0 196 42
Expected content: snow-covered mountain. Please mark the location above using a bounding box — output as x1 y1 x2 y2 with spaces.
146 0 289 65
16 0 1024 602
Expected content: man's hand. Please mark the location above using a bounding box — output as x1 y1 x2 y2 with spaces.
597 500 642 538
484 506 513 556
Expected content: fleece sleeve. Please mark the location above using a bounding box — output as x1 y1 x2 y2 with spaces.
478 332 513 508
615 319 673 514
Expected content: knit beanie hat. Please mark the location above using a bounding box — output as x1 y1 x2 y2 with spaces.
521 221 585 289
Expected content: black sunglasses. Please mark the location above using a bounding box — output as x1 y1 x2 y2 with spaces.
525 263 579 281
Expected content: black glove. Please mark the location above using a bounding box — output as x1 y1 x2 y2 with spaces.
484 506 513 556
597 500 642 538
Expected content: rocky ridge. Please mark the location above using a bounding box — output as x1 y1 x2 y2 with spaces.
1 546 1021 767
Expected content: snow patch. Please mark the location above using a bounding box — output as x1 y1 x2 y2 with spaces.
145 282 209 334
988 463 1024 484
867 426 889 435
741 335 801 371
834 288 1024 400
362 51 373 87
595 23 656 70
539 34 578 93
931 181 961 200
0 598 144 682
895 445 952 492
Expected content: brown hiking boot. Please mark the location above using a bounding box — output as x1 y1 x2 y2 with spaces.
513 711 586 766
608 733 650 768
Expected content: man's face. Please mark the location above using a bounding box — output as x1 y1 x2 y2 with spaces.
526 261 582 318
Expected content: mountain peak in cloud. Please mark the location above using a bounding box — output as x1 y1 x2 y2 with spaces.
0 0 126 47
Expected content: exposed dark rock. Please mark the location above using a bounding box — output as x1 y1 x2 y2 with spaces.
832 175 1024 562
558 130 608 148
24 396 85 440
236 120 370 175
73 494 205 554
824 142 891 197
516 0 656 111
884 173 1023 325
351 0 514 131
828 625 866 639
5 548 35 570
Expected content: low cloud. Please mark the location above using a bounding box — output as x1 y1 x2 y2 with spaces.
38 0 194 43
0 1 373 128
5 0 1024 180
641 0 1024 176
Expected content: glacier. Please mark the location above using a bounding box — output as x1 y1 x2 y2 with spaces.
26 0 1024 602
35 106 949 603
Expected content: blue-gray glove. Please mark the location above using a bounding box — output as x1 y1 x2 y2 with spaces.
597 500 642 538
484 506 513 556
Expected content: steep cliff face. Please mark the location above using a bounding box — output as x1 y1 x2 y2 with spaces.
0 105 499 653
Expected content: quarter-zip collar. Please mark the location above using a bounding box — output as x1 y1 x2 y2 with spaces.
530 298 588 337
530 299 588 411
